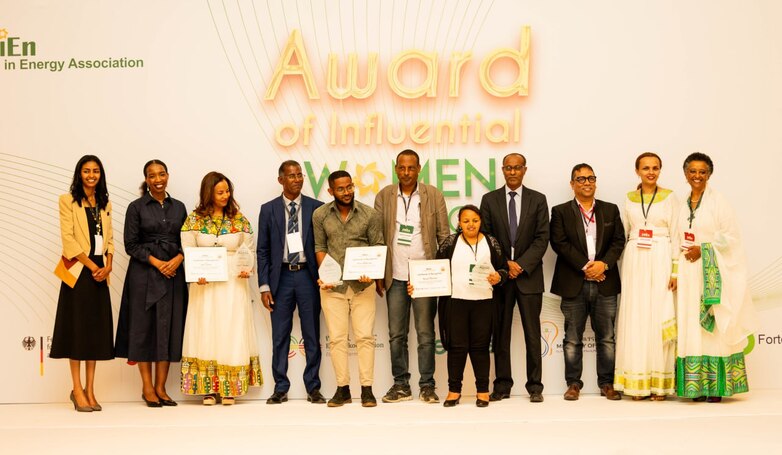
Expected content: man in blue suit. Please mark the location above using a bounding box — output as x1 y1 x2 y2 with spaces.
258 160 325 404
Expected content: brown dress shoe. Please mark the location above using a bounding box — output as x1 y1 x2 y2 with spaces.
563 383 580 401
600 384 621 400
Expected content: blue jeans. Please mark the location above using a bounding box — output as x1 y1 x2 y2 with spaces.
560 281 617 388
387 279 436 387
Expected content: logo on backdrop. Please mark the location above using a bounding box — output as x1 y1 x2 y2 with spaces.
541 321 560 357
22 336 36 351
288 336 307 358
1 28 144 72
21 336 50 376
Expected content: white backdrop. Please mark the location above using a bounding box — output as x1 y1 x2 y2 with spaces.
1 0 781 403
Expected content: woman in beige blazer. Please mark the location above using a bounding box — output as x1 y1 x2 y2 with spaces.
51 155 115 412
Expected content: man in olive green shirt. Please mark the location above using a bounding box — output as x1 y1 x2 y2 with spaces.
313 170 385 407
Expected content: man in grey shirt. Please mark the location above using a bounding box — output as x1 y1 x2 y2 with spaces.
313 170 385 407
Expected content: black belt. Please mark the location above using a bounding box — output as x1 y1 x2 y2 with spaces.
283 263 306 272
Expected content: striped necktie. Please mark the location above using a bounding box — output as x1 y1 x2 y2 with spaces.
287 201 299 265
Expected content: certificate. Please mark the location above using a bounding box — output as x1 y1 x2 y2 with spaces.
469 258 496 289
232 244 254 274
184 247 229 282
409 259 452 298
342 246 387 280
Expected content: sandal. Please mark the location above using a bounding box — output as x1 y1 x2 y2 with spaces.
222 397 235 406
650 394 666 401
203 395 217 406
631 395 648 401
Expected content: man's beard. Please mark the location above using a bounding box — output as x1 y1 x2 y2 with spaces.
335 195 354 208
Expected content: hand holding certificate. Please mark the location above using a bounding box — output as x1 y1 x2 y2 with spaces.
184 247 228 282
408 259 452 298
342 246 387 280
469 258 497 289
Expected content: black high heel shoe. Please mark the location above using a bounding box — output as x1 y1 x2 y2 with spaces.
142 394 163 408
70 391 93 412
443 396 461 407
476 398 489 408
158 397 178 407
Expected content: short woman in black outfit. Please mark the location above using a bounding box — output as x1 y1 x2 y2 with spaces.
410 205 507 407
51 155 115 412
115 159 188 407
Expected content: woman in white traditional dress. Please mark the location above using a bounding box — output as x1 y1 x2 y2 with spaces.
676 153 755 402
180 172 262 405
614 152 678 400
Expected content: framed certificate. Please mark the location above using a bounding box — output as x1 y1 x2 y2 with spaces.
342 246 387 280
184 247 229 282
409 259 452 298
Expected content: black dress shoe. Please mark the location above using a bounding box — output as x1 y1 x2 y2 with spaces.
142 394 162 408
307 389 326 404
489 391 510 402
529 392 544 403
476 398 489 408
266 391 288 404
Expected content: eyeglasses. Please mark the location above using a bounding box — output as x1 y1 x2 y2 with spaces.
333 184 355 195
283 173 305 180
502 165 526 172
573 176 597 184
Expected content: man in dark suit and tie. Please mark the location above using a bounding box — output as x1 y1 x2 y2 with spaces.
257 160 325 404
480 153 550 403
550 163 625 401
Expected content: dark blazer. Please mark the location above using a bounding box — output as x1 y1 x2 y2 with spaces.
479 186 549 294
549 199 625 299
257 195 324 295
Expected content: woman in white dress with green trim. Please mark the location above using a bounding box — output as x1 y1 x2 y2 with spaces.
675 153 755 402
614 152 678 400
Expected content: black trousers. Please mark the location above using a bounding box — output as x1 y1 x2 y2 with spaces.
447 298 493 394
493 283 543 394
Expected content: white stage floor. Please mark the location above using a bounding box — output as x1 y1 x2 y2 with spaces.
3 389 781 454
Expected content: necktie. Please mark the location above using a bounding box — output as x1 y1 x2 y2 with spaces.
287 201 299 265
509 191 518 243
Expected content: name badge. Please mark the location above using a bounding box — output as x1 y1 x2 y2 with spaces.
286 232 304 253
93 234 104 254
681 230 696 251
586 234 596 259
637 229 653 249
397 224 414 246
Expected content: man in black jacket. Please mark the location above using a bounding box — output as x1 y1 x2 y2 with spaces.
480 153 549 403
550 163 625 401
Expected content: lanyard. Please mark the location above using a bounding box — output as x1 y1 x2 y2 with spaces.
578 201 595 230
399 184 417 222
640 186 658 227
461 233 480 262
687 193 702 229
210 213 228 243
86 200 102 236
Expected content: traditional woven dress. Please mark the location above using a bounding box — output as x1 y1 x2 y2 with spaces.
614 188 678 397
180 211 262 398
675 186 755 398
